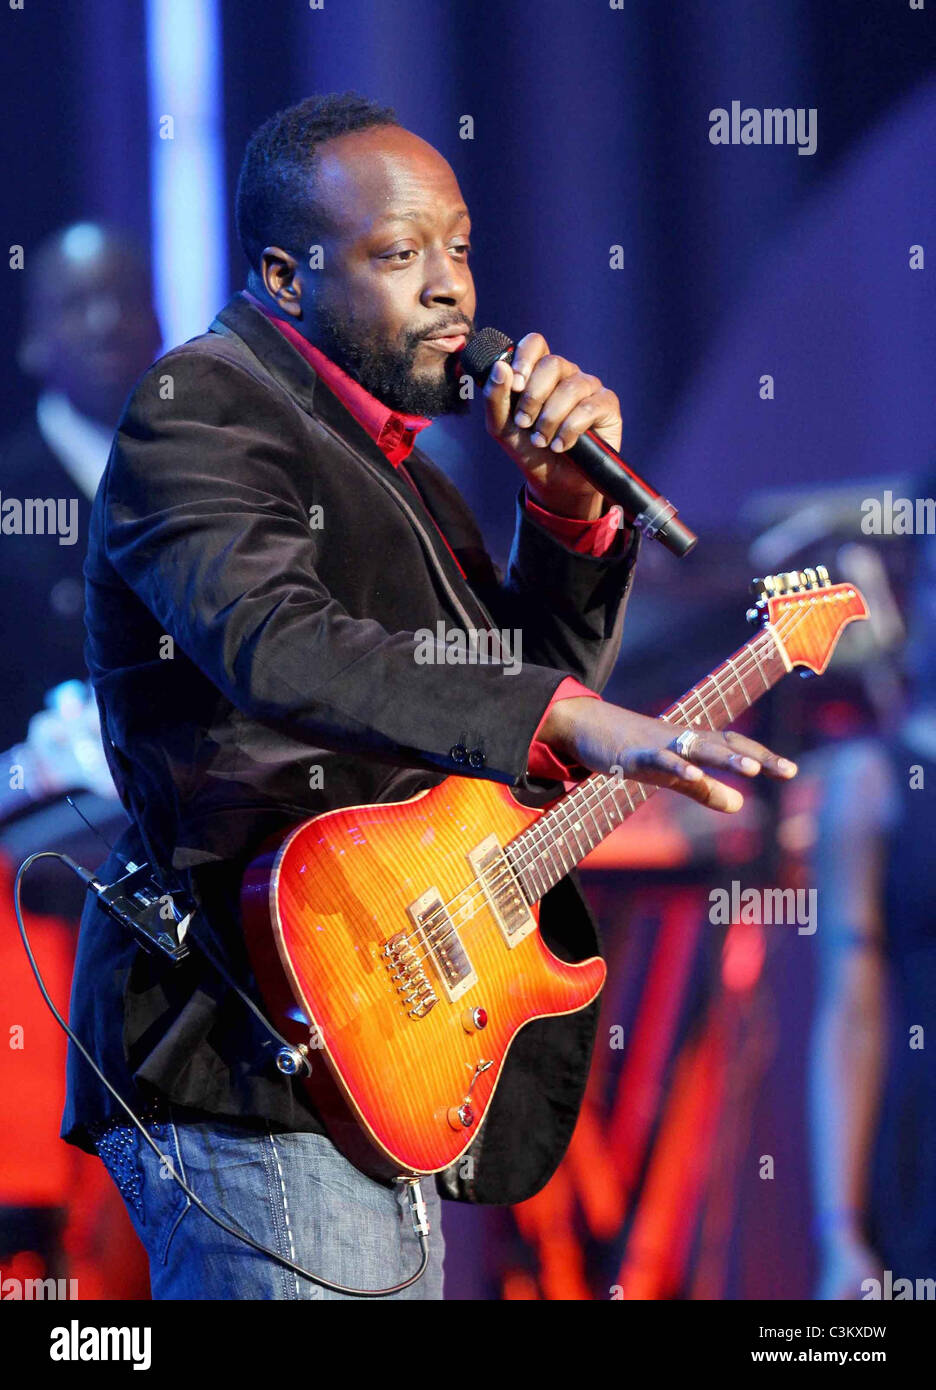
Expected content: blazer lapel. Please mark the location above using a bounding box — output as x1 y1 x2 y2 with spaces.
208 293 497 630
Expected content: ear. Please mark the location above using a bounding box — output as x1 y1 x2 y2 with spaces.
259 246 303 319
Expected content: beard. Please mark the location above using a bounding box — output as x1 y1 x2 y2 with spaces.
307 298 474 417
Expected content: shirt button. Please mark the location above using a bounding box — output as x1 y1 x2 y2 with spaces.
450 744 468 765
468 749 485 769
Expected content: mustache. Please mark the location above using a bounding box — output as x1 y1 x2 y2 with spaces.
413 317 475 343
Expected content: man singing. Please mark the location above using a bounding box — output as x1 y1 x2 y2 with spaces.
62 92 795 1300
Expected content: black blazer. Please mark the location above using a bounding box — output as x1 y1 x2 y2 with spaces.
62 292 640 1205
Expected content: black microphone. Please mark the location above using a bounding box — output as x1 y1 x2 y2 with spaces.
460 327 698 559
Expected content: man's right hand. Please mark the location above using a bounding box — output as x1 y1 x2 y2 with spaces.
538 697 797 811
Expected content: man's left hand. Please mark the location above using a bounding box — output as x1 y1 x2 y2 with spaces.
482 331 622 521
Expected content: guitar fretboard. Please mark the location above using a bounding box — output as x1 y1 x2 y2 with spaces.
504 626 789 903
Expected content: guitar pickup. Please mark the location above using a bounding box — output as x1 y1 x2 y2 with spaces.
406 888 477 1002
468 836 536 948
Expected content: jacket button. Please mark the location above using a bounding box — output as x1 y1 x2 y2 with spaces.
468 749 485 769
450 744 468 765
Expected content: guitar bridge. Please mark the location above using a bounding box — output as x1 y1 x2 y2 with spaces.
468 836 536 947
382 930 439 1018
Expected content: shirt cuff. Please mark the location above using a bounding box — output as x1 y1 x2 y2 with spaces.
523 491 628 558
527 675 602 780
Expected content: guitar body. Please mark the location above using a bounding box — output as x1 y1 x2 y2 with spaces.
241 775 606 1180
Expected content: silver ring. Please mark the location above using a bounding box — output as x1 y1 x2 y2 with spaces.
674 730 700 760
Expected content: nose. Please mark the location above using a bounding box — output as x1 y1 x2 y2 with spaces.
419 245 470 310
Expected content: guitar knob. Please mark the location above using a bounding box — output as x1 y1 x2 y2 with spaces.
447 1102 475 1130
462 1006 488 1032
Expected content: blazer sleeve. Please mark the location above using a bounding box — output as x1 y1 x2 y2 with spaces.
409 452 641 695
101 350 568 786
497 490 640 693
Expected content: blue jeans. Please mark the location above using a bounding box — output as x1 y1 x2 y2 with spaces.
94 1112 445 1300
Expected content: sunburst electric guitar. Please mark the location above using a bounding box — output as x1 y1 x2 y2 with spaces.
242 567 868 1180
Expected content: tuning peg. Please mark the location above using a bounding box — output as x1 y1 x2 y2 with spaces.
783 571 801 592
816 564 830 587
746 607 762 626
803 567 818 589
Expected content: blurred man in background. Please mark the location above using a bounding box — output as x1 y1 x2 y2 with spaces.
0 221 161 748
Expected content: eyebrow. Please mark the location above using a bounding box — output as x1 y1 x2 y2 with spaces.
372 206 471 227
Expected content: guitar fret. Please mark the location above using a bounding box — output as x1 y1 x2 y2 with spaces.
524 821 550 897
536 823 559 890
539 811 570 889
711 669 734 722
583 781 609 837
567 787 587 826
579 781 603 835
592 780 619 835
550 811 573 878
566 810 586 859
541 816 565 891
578 807 599 850
725 654 751 708
687 686 715 729
749 638 770 689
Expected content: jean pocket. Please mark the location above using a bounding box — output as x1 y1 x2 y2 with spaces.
147 1118 192 1266
97 1115 192 1267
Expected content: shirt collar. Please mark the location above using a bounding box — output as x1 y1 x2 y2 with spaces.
242 290 431 468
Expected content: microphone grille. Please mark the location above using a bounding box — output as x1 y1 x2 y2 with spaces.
459 326 514 383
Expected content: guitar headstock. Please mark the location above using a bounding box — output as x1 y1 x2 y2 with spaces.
747 566 869 675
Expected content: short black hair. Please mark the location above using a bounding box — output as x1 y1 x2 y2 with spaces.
235 92 399 271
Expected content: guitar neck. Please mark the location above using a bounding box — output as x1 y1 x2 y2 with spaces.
505 624 791 904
